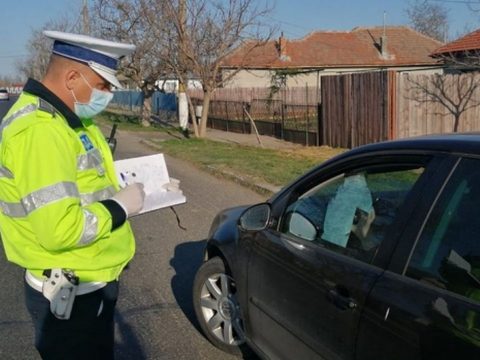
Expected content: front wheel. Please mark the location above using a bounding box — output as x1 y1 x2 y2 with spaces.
193 257 247 356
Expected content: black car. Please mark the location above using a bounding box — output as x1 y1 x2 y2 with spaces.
193 134 480 359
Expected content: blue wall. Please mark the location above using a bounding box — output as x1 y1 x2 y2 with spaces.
111 91 177 114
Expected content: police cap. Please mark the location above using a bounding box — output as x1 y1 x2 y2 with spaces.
43 30 135 89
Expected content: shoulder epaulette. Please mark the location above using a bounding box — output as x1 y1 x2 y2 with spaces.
38 98 56 117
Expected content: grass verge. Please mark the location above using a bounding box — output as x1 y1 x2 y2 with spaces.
96 112 345 192
155 138 345 188
98 111 184 135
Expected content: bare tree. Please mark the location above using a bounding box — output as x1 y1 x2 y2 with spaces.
0 75 24 87
435 50 480 70
465 0 480 12
163 0 274 137
92 0 274 135
92 0 172 126
407 72 480 132
405 0 449 41
17 15 82 81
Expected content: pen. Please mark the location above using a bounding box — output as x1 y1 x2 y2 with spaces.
120 172 128 185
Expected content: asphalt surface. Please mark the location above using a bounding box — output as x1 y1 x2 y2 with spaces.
0 97 265 359
0 95 17 119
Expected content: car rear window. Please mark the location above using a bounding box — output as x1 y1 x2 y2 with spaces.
407 158 480 301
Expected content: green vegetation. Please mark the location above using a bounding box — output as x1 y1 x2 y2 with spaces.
97 112 181 135
156 138 344 187
97 112 345 192
367 168 425 193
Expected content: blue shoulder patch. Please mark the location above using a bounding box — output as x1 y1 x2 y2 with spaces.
79 134 94 151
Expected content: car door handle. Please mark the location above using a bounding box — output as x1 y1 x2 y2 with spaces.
327 289 358 311
285 239 305 250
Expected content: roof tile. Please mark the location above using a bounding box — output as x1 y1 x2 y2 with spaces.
431 28 480 56
223 26 443 69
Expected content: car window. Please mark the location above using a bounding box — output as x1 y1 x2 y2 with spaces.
406 158 480 303
280 165 424 263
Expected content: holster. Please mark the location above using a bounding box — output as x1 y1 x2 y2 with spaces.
42 269 79 320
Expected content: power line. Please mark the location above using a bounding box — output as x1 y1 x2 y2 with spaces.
267 17 311 31
264 16 316 39
426 0 480 4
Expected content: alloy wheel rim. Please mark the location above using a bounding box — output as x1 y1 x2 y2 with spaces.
199 272 246 346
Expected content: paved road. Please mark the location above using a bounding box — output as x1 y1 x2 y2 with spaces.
0 95 18 120
0 98 265 359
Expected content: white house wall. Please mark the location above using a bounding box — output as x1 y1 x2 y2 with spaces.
222 67 443 88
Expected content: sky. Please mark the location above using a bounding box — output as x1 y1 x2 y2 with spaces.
0 0 479 78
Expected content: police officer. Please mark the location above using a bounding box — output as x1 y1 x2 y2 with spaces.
0 31 145 359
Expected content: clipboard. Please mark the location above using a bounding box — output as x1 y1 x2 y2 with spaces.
114 154 186 215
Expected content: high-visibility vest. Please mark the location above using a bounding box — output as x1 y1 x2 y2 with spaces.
0 84 135 283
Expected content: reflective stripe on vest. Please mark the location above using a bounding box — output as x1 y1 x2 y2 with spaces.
22 182 79 215
0 182 79 217
80 186 116 205
0 104 38 142
77 149 103 171
78 209 98 246
0 166 13 179
0 184 116 218
0 201 25 217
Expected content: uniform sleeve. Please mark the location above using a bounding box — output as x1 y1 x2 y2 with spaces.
4 122 125 252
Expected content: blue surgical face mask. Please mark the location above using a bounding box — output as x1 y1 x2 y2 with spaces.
71 73 113 119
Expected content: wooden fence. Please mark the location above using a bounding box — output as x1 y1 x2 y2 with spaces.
190 87 319 146
320 71 392 148
189 71 480 148
396 72 480 138
188 86 319 105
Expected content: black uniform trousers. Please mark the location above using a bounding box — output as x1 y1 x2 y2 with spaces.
24 279 119 360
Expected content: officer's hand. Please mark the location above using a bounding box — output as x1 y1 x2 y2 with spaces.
112 183 145 217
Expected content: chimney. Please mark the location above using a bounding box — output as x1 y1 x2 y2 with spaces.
277 32 289 60
380 34 388 58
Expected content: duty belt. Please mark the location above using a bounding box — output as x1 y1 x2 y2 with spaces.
25 270 106 296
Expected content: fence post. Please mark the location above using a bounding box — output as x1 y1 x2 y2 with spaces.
225 101 229 132
306 84 309 146
242 102 246 133
317 103 323 146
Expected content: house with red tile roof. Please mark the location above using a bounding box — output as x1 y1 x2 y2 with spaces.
430 28 480 68
221 26 444 88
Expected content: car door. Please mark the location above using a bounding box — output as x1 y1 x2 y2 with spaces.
245 154 434 360
356 156 480 360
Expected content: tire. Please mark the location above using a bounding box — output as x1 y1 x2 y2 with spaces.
193 257 247 356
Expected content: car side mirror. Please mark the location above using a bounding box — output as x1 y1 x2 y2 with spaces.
239 203 271 231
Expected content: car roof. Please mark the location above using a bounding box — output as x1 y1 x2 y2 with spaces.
345 133 480 158
270 133 480 203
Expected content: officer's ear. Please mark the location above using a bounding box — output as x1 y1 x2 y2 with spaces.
65 70 81 91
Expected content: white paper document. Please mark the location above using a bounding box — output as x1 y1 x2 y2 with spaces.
114 154 186 215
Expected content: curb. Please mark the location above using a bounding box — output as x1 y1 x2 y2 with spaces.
140 139 282 195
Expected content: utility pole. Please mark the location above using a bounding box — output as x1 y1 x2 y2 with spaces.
178 0 189 135
82 0 90 35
